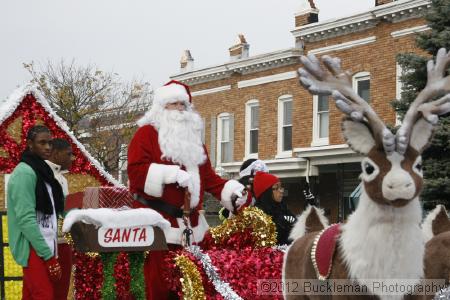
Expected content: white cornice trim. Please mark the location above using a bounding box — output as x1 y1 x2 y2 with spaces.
170 48 301 85
390 24 430 38
220 157 315 178
191 85 231 97
308 36 376 55
294 144 354 157
237 71 297 89
292 0 431 42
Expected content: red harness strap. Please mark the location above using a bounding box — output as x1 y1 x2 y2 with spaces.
311 223 341 280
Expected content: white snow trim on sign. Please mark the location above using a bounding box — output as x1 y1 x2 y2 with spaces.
63 208 171 232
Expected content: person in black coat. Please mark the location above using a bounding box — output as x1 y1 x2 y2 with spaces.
253 172 296 245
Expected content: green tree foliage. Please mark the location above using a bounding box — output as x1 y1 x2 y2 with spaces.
393 0 450 209
24 60 152 180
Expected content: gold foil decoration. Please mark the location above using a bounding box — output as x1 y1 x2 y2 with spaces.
209 207 277 248
34 118 45 126
0 147 9 158
174 254 206 300
67 174 101 194
6 116 23 144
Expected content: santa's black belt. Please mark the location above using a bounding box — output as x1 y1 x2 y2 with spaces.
133 194 192 219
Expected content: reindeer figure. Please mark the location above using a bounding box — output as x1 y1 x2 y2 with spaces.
283 48 450 300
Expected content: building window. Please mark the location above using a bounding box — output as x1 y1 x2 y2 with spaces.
353 72 370 102
278 95 293 155
245 100 259 158
312 94 329 146
217 113 233 164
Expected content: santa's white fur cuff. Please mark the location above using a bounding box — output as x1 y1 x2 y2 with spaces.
144 163 180 197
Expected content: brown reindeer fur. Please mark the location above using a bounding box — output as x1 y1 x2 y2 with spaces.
363 147 423 207
424 231 450 285
284 234 380 300
431 207 450 236
305 209 327 234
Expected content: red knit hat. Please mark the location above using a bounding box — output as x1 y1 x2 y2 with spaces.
253 171 280 199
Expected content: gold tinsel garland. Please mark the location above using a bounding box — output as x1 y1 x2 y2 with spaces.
174 254 206 300
209 206 277 248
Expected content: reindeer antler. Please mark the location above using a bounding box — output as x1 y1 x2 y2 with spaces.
396 48 450 154
299 54 396 154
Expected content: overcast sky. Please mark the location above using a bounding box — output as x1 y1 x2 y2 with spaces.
0 0 374 99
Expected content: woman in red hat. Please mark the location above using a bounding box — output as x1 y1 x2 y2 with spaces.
253 172 296 245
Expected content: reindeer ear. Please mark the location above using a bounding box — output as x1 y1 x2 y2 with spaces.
341 119 376 155
409 118 435 153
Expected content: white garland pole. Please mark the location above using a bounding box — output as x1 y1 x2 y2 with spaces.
187 246 243 300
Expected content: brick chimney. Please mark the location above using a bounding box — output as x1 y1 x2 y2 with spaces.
180 50 194 72
295 0 319 27
229 34 249 61
375 0 394 5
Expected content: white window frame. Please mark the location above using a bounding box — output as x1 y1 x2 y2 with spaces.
353 71 371 102
245 99 259 159
277 95 293 158
217 113 232 165
311 95 329 147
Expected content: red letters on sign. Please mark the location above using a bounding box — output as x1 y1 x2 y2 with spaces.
138 228 146 242
104 228 113 243
102 227 149 245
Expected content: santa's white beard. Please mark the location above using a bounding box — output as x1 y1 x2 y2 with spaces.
158 109 206 167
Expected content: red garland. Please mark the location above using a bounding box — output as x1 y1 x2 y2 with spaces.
73 251 103 300
164 250 221 299
165 248 284 299
200 228 258 250
0 94 110 185
114 252 133 299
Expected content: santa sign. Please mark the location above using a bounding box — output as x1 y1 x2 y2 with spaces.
63 208 170 252
99 226 154 247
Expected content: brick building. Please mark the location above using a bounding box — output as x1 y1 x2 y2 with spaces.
171 0 431 223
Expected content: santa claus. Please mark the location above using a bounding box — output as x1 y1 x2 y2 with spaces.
127 80 246 299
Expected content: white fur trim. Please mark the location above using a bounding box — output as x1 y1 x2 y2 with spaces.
342 120 375 155
185 165 200 208
154 84 190 107
220 180 244 211
163 214 209 245
340 188 424 298
62 208 171 232
144 164 180 197
410 118 434 153
289 205 329 241
422 204 447 243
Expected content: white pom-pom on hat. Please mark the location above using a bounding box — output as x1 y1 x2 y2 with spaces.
153 80 192 107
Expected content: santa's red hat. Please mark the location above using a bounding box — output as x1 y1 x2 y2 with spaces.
153 80 192 108
253 171 280 199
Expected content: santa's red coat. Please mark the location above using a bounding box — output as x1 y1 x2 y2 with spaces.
128 124 236 245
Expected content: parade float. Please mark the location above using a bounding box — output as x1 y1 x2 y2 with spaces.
62 187 287 299
0 85 120 299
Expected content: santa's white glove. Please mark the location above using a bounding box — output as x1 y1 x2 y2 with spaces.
220 180 246 212
176 169 194 193
232 189 247 209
